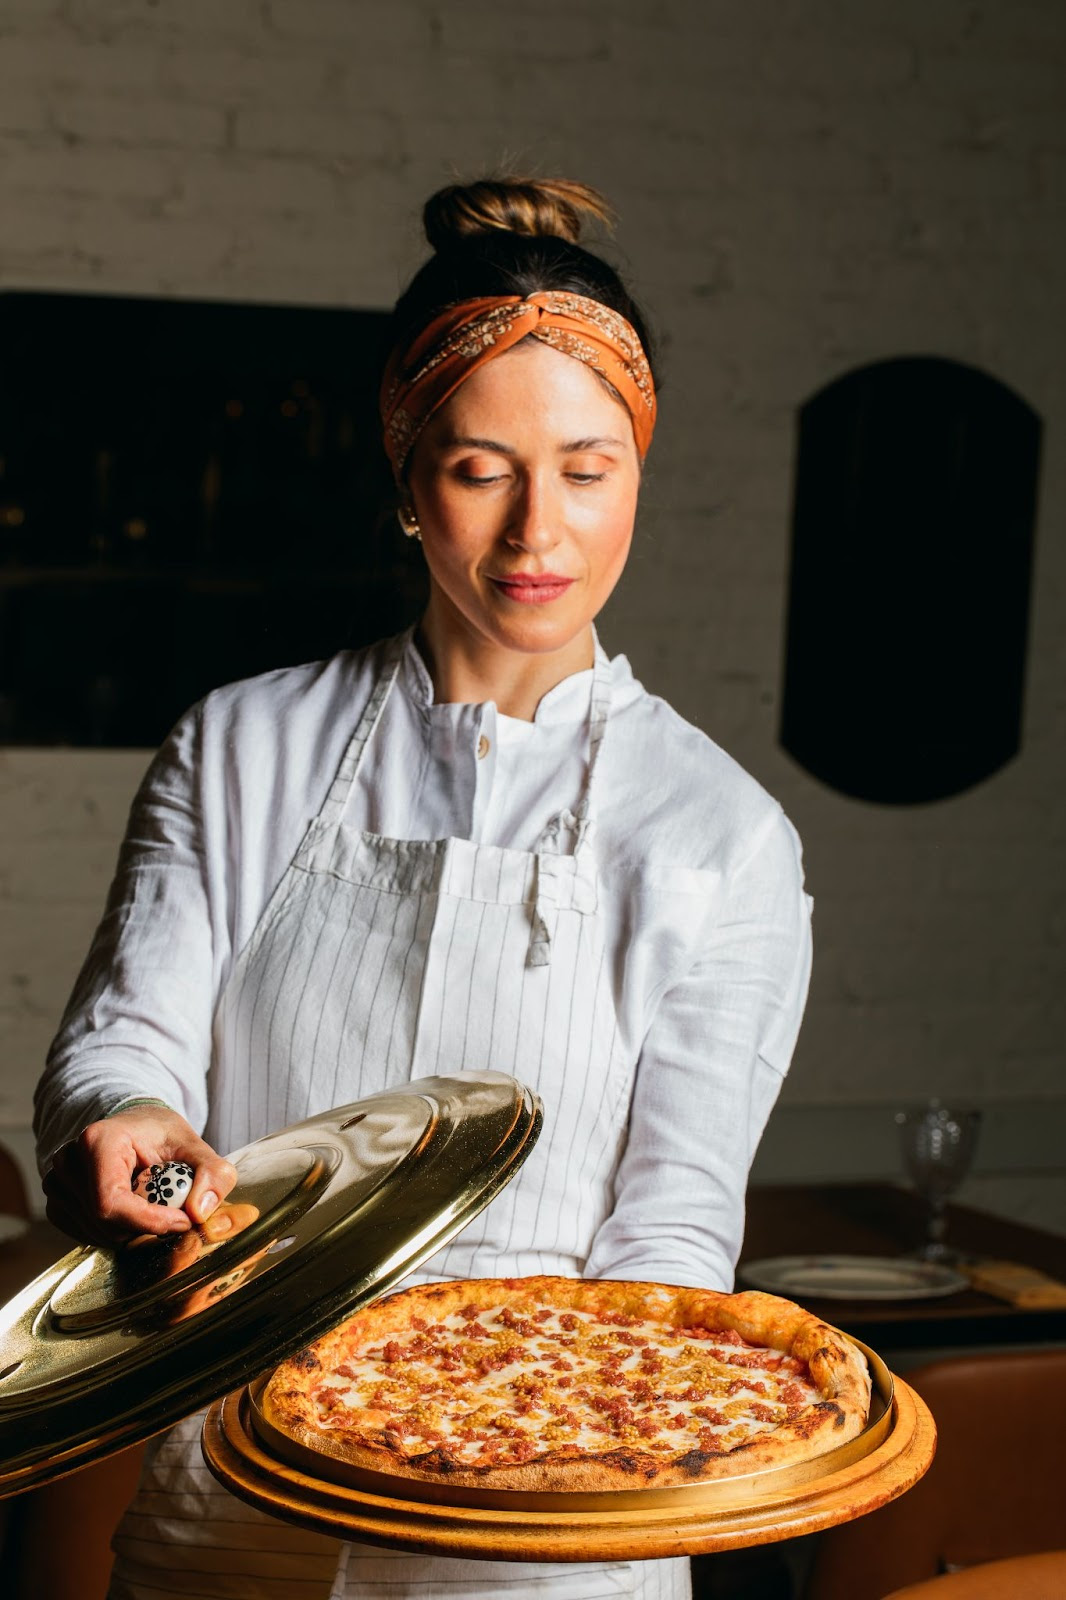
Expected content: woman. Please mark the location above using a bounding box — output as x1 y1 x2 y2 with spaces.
35 177 812 1600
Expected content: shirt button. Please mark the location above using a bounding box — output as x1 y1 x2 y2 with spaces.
477 734 490 760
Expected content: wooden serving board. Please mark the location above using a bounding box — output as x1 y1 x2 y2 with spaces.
201 1378 936 1561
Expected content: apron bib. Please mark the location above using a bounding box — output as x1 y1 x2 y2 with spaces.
109 632 690 1600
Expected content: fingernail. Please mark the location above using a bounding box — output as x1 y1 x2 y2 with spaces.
201 1190 219 1218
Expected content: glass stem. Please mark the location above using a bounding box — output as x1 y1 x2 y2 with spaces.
925 1195 948 1260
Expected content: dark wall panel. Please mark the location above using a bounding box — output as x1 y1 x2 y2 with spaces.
0 291 426 748
781 356 1040 804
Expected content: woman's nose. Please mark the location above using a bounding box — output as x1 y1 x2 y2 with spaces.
506 477 560 550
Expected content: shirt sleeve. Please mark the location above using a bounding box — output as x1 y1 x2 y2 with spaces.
33 703 223 1173
583 807 812 1292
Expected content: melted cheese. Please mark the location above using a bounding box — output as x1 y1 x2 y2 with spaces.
311 1301 820 1467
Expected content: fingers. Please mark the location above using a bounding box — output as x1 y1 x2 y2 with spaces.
177 1138 238 1228
45 1137 192 1245
84 1118 195 1238
44 1174 188 1247
44 1108 238 1244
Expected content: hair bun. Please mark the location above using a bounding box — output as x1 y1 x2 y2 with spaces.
423 177 613 253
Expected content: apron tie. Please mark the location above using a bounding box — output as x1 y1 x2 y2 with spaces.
528 851 561 967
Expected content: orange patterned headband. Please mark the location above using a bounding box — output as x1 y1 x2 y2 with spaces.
380 291 657 473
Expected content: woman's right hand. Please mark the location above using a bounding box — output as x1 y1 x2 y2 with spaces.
42 1106 238 1246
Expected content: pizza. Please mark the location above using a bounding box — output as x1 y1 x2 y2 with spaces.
262 1277 872 1491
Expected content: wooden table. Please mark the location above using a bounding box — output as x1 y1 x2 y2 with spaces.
742 1182 1066 1350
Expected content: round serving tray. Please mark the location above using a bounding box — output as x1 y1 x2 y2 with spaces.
202 1346 936 1560
244 1337 896 1512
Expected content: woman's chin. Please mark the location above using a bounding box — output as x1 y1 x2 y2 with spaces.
484 609 595 660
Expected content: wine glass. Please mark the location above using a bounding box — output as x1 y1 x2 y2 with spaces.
896 1100 981 1261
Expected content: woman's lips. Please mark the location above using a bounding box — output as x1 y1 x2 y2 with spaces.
489 573 576 604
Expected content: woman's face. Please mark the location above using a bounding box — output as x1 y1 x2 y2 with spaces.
406 339 642 671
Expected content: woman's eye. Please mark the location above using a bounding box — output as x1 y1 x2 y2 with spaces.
452 460 508 485
567 471 608 485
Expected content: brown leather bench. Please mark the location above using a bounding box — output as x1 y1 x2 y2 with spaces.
806 1348 1066 1600
883 1550 1066 1600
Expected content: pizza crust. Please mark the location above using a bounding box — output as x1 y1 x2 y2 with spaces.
263 1277 872 1491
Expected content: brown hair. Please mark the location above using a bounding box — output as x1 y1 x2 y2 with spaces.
386 175 657 387
423 177 613 251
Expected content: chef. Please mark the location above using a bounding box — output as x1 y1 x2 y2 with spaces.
35 176 812 1600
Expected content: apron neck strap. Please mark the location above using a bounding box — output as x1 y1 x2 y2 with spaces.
571 631 613 846
316 629 409 830
527 637 610 967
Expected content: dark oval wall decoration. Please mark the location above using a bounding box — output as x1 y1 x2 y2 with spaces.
780 356 1040 804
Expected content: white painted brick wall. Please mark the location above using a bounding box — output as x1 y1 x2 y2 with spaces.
0 0 1063 1233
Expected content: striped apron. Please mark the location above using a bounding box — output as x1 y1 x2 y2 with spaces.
109 633 690 1600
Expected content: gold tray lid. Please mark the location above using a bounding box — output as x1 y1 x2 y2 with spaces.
0 1071 541 1496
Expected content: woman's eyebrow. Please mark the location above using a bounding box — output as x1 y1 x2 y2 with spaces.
560 436 625 452
442 434 516 454
440 433 626 454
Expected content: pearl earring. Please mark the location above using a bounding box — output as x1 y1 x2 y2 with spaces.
397 506 421 541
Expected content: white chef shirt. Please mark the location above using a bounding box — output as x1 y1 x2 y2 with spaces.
36 631 812 1292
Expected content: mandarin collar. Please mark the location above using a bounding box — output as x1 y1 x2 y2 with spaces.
400 629 607 726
